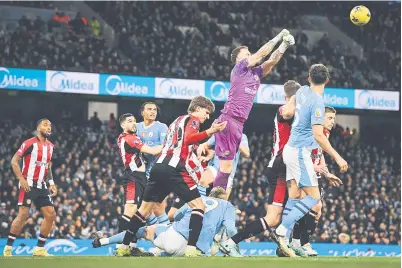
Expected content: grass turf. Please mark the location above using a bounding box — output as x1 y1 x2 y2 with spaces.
0 256 400 268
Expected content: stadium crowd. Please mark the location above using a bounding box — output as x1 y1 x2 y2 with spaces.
0 117 400 245
0 1 400 90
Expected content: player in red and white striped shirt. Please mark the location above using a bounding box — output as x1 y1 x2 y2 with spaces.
117 96 227 257
4 119 57 257
111 113 162 256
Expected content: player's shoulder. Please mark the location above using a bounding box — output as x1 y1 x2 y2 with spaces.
23 137 38 146
156 121 168 128
136 121 144 128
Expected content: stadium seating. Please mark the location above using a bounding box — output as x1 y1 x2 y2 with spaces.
0 1 400 90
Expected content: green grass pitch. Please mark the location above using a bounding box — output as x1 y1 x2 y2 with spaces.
0 256 400 268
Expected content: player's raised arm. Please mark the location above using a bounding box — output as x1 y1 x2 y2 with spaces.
260 35 295 78
245 29 290 68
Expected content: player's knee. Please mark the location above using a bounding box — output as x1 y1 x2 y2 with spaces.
17 208 29 221
124 204 138 217
264 214 280 228
43 209 56 222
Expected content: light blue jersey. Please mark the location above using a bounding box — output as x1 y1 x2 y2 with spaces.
136 121 168 178
283 85 324 188
287 86 325 149
173 196 237 255
208 134 248 178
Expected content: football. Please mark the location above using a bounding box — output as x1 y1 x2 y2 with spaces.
350 5 371 26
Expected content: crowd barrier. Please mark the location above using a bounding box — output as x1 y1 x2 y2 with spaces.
0 239 400 256
0 67 399 111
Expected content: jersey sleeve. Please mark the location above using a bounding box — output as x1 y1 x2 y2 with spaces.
16 140 33 157
174 204 191 221
232 58 249 75
125 135 145 152
206 135 216 147
240 134 249 148
311 97 325 126
222 204 237 238
159 123 168 143
184 117 208 145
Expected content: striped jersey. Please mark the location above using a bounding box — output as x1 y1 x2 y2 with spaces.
16 137 54 189
267 106 293 167
117 132 145 172
156 114 208 184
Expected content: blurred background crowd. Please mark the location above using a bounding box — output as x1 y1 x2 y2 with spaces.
0 1 400 90
0 1 400 246
0 116 400 245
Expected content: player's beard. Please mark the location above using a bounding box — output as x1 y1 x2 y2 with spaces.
40 131 51 138
127 126 136 134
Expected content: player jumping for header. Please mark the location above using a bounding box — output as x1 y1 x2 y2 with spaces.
272 64 348 257
213 29 295 190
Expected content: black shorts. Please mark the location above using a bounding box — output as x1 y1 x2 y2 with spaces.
266 155 288 207
18 188 53 209
122 170 147 205
143 163 200 204
172 196 186 209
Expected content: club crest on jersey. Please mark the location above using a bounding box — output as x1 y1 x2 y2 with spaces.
191 120 199 130
26 199 31 205
142 132 146 138
315 108 322 117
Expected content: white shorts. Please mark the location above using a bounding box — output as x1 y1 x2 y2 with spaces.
208 166 234 189
282 144 318 188
154 226 187 256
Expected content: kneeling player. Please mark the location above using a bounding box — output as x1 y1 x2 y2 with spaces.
93 187 238 257
139 187 238 256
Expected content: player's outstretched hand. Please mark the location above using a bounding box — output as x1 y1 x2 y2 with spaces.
283 35 295 47
335 156 348 173
327 173 343 187
211 121 227 133
279 29 290 37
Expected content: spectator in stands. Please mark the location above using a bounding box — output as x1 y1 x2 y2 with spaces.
90 17 101 37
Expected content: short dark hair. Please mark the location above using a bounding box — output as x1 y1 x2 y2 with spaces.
325 106 336 114
187 96 215 114
119 113 134 124
283 80 301 97
140 102 161 116
309 64 330 85
36 118 50 128
230 46 248 64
